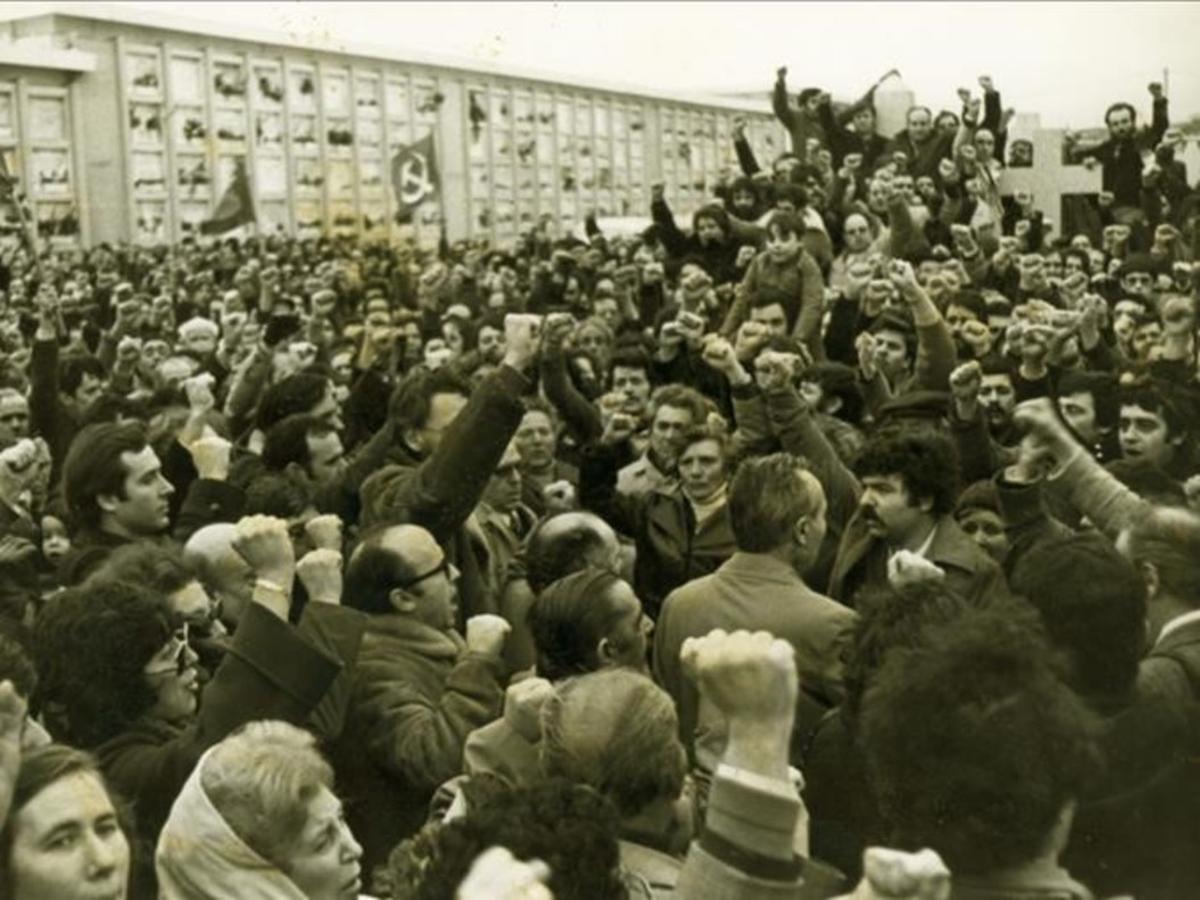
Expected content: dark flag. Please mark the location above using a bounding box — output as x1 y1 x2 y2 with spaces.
200 158 256 235
391 134 439 221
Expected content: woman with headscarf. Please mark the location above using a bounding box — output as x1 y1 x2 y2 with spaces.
157 720 375 899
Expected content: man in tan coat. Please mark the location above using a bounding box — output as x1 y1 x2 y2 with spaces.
654 452 856 766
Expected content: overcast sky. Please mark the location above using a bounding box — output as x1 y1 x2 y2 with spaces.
72 2 1200 127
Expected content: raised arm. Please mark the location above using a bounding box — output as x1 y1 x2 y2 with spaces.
772 66 798 130
361 319 537 540
650 183 689 258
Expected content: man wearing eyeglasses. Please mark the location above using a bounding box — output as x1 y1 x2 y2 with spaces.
360 314 542 624
316 522 512 875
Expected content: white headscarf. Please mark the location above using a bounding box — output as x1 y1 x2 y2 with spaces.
156 748 307 900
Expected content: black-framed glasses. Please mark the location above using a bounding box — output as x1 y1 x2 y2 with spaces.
398 559 451 591
144 623 191 677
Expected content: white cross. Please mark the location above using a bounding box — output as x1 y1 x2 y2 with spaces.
999 125 1102 226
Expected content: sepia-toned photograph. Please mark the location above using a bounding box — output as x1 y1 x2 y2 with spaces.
0 1 1196 897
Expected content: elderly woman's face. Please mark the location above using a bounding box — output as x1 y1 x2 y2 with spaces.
8 771 131 900
278 786 363 900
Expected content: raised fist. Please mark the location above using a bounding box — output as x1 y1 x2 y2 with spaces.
960 319 992 358
457 847 552 900
466 614 512 659
600 412 639 447
700 333 739 375
184 373 216 414
502 313 542 371
304 514 344 551
887 258 918 294
232 514 295 585
681 629 798 726
948 360 983 403
850 847 950 900
888 550 946 590
734 320 770 360
856 332 879 380
188 434 232 481
296 548 343 605
755 350 802 393
542 479 577 514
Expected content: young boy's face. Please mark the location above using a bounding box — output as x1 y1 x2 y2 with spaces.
696 217 725 246
766 224 800 262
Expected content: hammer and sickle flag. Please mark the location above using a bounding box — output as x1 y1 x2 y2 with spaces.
391 134 440 222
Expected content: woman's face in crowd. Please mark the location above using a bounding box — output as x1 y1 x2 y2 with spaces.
8 771 131 900
958 508 1009 562
279 787 363 900
678 438 725 502
143 624 201 722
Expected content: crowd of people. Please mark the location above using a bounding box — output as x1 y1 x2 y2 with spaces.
0 64 1197 900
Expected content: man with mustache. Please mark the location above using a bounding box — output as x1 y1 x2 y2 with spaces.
825 427 1009 610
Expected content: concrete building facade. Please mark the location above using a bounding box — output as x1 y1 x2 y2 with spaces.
0 3 785 247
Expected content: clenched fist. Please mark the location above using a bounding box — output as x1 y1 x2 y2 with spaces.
296 548 343 605
466 614 512 659
233 515 295 586
305 514 344 551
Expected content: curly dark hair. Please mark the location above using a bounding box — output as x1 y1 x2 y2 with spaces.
33 580 170 748
87 542 195 602
404 778 626 900
853 427 960 516
841 581 971 725
860 606 1102 876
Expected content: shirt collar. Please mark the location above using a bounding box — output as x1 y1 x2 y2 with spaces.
1155 608 1200 647
913 521 939 559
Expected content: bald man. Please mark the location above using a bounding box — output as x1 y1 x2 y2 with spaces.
497 510 632 672
183 522 255 630
325 523 511 873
